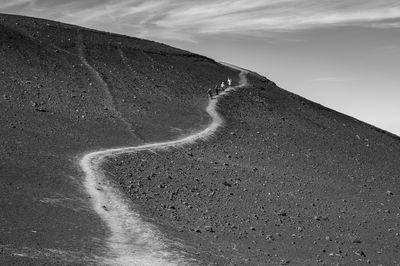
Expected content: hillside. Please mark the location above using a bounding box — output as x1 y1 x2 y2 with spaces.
1 13 400 265
106 74 400 264
0 13 237 265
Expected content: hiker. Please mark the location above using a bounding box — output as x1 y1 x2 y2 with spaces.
214 85 219 96
227 77 232 86
207 88 213 99
221 81 225 91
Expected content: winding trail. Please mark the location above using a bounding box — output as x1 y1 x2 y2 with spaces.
79 66 248 265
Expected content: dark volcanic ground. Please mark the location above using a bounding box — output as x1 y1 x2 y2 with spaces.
0 13 237 264
105 74 400 265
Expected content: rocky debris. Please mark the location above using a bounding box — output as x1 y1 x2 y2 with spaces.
277 209 287 216
1 12 246 265
204 225 215 233
222 181 232 187
266 234 274 241
313 215 329 221
103 78 400 264
194 227 202 233
30 101 49 112
354 250 366 257
34 107 49 112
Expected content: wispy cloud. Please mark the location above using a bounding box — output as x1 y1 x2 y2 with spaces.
1 0 400 41
0 0 31 9
310 77 352 83
378 44 400 53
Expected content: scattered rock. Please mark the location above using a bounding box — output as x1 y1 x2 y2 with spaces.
277 210 287 216
222 181 232 187
204 226 215 233
280 259 290 265
354 250 366 257
314 215 329 221
266 235 274 241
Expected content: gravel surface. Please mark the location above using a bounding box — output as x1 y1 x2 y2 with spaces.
105 75 400 265
0 13 237 264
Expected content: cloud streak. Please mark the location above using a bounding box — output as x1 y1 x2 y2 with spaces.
1 0 400 41
310 77 353 83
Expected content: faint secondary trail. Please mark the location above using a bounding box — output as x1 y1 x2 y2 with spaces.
79 65 248 265
76 32 137 136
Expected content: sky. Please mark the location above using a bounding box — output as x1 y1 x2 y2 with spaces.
1 0 400 135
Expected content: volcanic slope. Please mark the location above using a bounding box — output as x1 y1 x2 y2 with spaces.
105 75 400 263
1 13 400 266
0 13 238 264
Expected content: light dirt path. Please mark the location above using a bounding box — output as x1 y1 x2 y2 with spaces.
79 65 248 265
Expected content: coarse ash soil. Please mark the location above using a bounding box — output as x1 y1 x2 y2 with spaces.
1 13 400 265
0 13 236 265
104 76 400 265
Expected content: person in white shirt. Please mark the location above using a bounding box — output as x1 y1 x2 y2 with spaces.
227 77 232 87
221 81 225 91
207 88 213 99
214 85 219 96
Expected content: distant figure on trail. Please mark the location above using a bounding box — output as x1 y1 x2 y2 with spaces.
221 81 225 91
227 77 232 87
207 88 213 99
214 85 219 96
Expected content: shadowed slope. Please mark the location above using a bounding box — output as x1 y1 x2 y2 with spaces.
0 13 238 264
